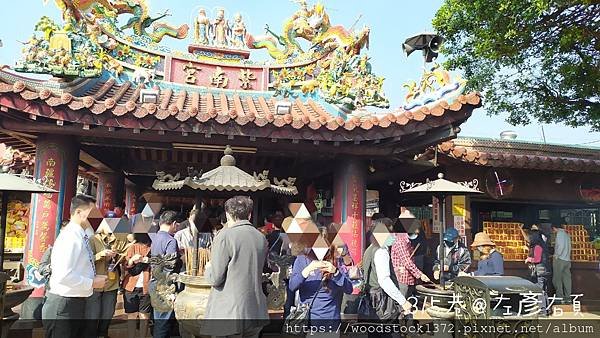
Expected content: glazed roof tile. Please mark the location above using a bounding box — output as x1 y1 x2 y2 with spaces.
426 138 600 173
0 70 482 142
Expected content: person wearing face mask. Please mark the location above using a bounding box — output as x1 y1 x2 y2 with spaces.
361 218 412 326
470 232 504 276
408 223 427 272
391 219 431 298
433 228 471 283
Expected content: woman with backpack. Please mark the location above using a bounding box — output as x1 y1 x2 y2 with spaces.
525 225 551 316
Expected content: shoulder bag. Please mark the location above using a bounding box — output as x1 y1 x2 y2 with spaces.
357 261 375 319
284 278 324 333
128 262 148 276
358 250 402 321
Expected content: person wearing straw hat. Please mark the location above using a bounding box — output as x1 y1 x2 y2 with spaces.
470 232 504 276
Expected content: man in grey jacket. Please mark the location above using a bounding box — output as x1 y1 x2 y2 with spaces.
552 221 572 303
202 196 269 338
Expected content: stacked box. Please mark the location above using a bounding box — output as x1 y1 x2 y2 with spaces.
564 225 599 262
483 222 528 261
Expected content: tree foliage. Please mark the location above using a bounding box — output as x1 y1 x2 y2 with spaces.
433 0 600 130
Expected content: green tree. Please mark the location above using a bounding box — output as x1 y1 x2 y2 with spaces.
433 0 600 130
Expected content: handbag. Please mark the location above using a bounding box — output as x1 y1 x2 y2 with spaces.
368 287 401 320
284 278 323 332
357 250 402 321
357 262 375 319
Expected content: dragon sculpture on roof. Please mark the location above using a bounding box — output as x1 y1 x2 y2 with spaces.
246 0 388 110
47 0 188 42
17 0 188 78
246 0 368 62
16 0 388 111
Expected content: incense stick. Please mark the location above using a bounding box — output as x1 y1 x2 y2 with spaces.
410 243 421 258
113 242 134 266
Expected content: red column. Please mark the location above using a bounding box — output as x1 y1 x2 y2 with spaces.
24 135 79 298
125 184 137 217
96 173 123 217
332 158 366 263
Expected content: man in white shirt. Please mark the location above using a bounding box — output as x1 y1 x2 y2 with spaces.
362 218 412 321
175 208 201 250
175 207 215 262
42 195 108 338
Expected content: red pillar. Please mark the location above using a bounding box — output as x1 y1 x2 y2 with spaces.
333 158 366 263
125 184 137 217
23 135 79 299
96 173 123 217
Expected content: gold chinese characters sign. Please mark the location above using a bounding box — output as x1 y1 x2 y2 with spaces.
179 62 257 90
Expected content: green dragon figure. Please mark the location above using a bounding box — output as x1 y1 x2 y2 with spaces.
245 1 358 62
112 0 188 43
46 0 188 43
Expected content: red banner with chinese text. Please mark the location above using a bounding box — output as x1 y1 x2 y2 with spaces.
26 149 63 296
333 161 365 264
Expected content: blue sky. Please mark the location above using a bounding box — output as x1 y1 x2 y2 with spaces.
1 0 598 145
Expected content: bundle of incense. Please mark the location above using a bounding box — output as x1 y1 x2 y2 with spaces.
183 246 212 276
184 248 197 276
197 247 211 276
192 234 200 276
185 248 190 274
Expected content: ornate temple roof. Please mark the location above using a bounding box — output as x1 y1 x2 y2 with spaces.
419 137 600 173
152 145 298 194
0 1 482 148
0 69 481 142
0 173 57 193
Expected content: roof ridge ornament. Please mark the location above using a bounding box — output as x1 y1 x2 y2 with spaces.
399 172 482 195
273 177 297 188
151 148 297 195
156 171 181 183
253 170 270 183
458 179 479 190
220 145 236 166
399 181 422 193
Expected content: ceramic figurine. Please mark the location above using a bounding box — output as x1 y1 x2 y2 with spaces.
231 13 246 49
212 8 229 47
194 8 210 45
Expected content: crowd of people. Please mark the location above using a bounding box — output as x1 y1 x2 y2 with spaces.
40 195 236 338
38 193 574 337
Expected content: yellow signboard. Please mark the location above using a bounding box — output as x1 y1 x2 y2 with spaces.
452 195 466 216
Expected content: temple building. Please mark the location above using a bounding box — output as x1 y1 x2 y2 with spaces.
415 136 600 309
0 1 480 316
